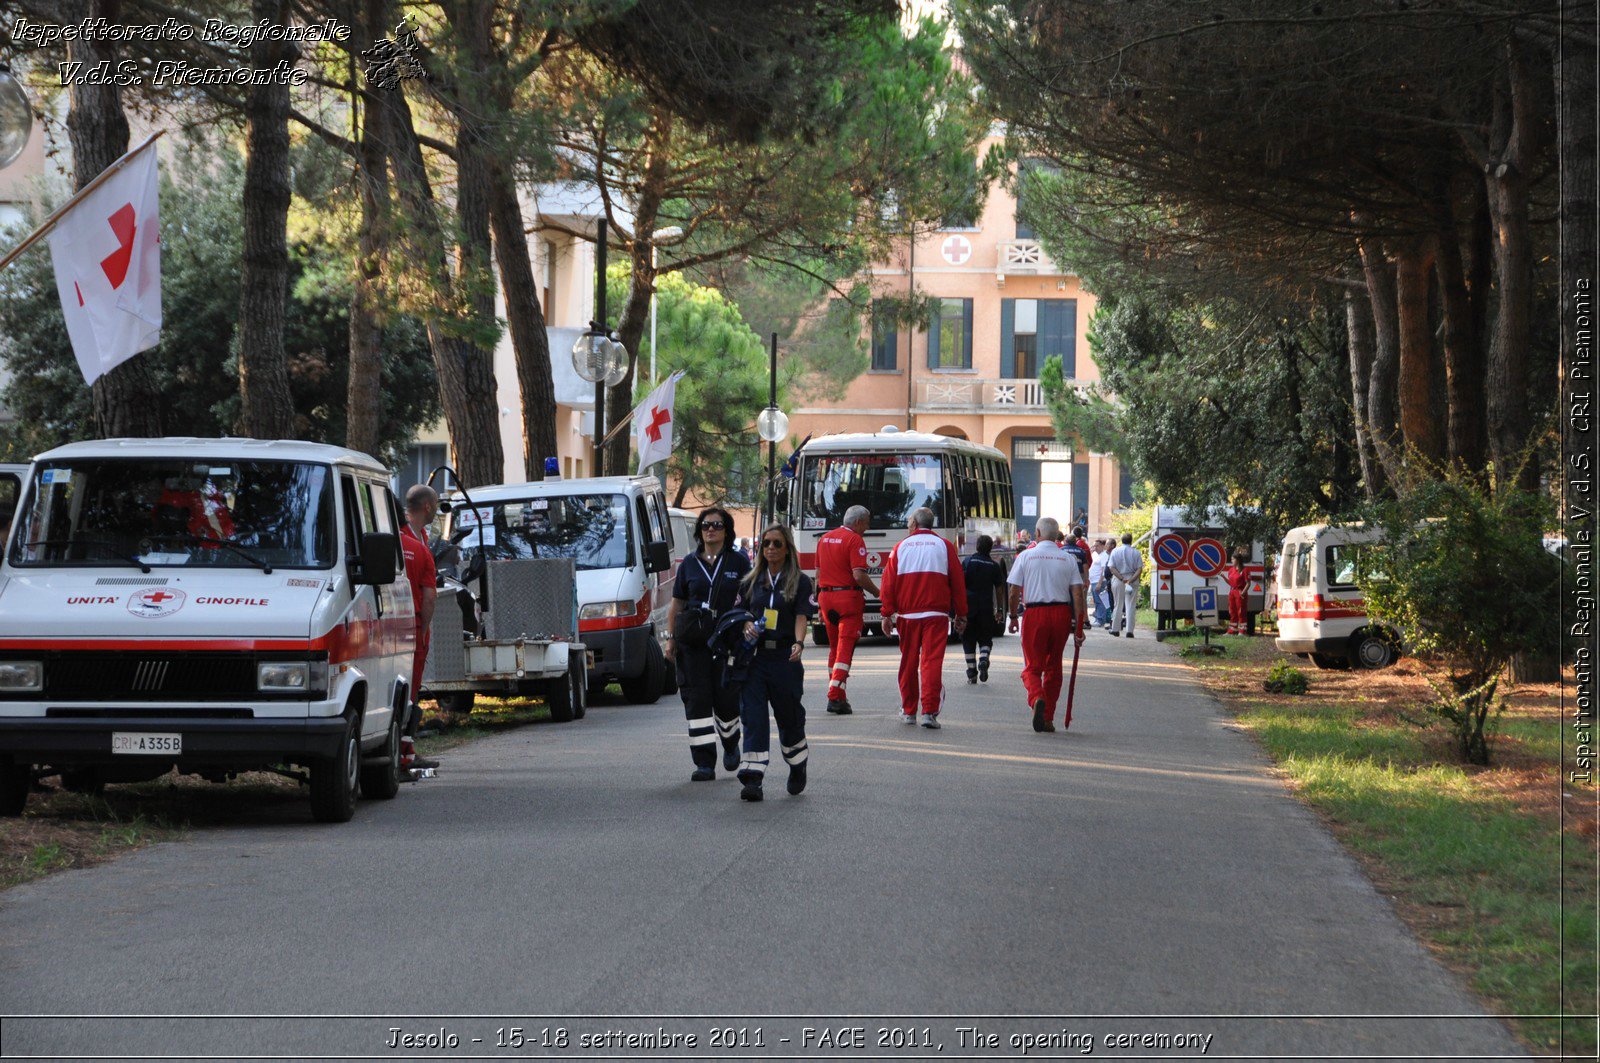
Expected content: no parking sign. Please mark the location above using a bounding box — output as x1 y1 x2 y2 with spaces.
1153 533 1188 570
1188 538 1226 579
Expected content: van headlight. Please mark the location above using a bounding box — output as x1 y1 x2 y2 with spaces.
0 661 42 692
579 600 635 620
258 661 327 693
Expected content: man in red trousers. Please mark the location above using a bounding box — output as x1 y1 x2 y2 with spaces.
815 505 879 715
1007 516 1087 733
880 507 966 728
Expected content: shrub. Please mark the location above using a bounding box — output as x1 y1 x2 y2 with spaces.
1363 468 1560 765
1263 661 1308 695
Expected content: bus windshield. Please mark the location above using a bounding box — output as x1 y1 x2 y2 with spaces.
455 493 633 571
800 453 947 532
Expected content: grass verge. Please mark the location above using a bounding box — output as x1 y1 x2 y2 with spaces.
2 693 557 892
1174 635 1596 1059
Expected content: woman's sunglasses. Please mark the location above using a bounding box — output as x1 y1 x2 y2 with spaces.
699 520 725 530
761 539 786 549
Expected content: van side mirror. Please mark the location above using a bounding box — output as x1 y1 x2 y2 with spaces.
353 531 398 586
774 481 790 518
643 539 671 574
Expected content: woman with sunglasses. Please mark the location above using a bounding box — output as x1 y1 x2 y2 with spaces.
733 524 816 801
665 506 750 780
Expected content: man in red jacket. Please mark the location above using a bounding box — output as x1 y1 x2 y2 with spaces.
880 507 966 728
815 505 879 715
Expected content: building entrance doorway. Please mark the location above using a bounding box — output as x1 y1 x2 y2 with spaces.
1040 461 1073 529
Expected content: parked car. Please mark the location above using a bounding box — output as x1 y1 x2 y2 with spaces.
0 438 415 821
1275 522 1401 670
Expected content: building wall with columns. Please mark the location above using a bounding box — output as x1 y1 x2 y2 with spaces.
786 136 1131 537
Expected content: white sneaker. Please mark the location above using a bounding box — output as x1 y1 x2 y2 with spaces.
920 714 941 729
900 712 918 724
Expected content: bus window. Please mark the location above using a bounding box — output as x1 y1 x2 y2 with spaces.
801 453 948 531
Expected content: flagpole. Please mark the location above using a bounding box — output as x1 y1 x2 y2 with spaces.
0 130 165 274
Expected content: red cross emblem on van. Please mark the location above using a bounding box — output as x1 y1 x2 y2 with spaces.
127 588 186 619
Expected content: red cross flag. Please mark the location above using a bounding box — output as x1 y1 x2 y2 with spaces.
46 138 162 385
633 370 685 474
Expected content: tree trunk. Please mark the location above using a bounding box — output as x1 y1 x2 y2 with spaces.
236 0 299 440
1559 8 1597 550
1344 287 1385 497
1483 40 1540 492
487 166 558 481
345 0 391 458
376 79 504 487
67 0 162 438
1358 239 1402 484
1433 188 1486 472
1395 244 1443 467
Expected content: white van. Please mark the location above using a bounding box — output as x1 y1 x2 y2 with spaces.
444 475 675 704
0 439 415 822
1275 522 1400 670
0 464 23 553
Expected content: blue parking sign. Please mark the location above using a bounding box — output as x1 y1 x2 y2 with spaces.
1192 586 1219 627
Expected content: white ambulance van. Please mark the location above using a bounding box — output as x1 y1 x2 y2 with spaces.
444 475 676 704
0 439 415 822
1274 522 1400 670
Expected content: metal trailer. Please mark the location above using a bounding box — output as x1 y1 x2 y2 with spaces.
1148 505 1270 634
421 557 589 722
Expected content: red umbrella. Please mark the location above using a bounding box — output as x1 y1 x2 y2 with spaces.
1064 627 1084 728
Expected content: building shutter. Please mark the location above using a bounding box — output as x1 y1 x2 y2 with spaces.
962 298 974 369
1073 462 1090 528
1000 299 1015 378
927 303 941 368
1119 463 1135 507
1040 299 1077 379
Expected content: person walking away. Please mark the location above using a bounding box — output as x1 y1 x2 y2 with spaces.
1006 518 1087 732
879 507 967 728
960 535 1006 683
1108 533 1144 638
815 505 879 715
1087 540 1111 630
734 525 815 801
1063 525 1091 577
665 507 750 781
400 485 440 769
1225 548 1251 635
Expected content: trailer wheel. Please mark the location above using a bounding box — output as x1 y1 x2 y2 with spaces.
546 666 577 722
359 711 402 800
310 712 361 823
571 656 588 719
0 763 30 817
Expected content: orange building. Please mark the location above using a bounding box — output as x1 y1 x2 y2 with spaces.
786 142 1132 537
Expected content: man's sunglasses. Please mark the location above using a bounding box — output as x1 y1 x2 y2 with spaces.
699 520 725 530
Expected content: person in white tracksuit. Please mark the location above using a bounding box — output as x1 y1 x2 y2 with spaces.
1108 533 1145 638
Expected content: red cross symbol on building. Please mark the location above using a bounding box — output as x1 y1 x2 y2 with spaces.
941 234 972 265
645 405 672 443
1037 443 1049 456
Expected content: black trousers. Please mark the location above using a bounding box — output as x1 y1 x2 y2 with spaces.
738 653 807 784
677 645 742 769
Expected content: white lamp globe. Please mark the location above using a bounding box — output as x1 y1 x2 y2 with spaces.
570 331 607 383
756 406 789 443
0 69 32 171
602 338 629 387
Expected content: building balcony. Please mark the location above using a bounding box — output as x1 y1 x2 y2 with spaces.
913 377 1050 413
995 239 1059 281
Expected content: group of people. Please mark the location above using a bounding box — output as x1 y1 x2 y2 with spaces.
665 504 1165 802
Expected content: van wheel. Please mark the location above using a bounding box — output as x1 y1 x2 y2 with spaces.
1310 652 1349 671
620 638 666 705
0 764 30 817
310 713 360 823
1349 629 1398 670
60 769 105 795
812 625 829 646
359 712 401 800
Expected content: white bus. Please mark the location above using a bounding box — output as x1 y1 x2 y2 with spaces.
773 429 1016 642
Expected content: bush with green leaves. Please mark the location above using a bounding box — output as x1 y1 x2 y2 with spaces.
1263 661 1308 695
1362 470 1561 765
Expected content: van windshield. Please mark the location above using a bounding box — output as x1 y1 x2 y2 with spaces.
455 493 633 571
8 459 336 569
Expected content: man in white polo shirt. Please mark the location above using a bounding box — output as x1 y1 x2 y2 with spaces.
1006 517 1087 733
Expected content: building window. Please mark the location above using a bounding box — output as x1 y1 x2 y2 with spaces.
941 157 980 230
927 297 973 370
1014 157 1060 241
871 303 898 371
1002 297 1075 379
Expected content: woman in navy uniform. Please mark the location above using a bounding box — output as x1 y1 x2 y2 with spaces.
734 524 815 802
961 535 1007 683
665 506 751 781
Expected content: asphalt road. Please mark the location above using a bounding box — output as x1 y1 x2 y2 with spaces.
0 630 1527 1060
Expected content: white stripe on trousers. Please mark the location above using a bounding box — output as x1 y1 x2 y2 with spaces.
781 740 808 765
688 715 716 746
740 751 770 776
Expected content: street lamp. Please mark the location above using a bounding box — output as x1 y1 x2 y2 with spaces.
571 323 627 475
756 333 787 524
755 406 789 443
0 66 32 171
648 225 683 386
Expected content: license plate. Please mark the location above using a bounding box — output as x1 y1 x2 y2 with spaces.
112 732 181 755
